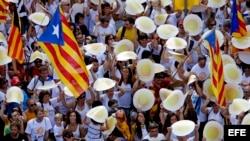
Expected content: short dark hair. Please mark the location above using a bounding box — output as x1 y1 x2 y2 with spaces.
34 106 44 115
148 122 159 129
198 55 207 61
124 16 135 24
10 121 21 130
75 13 85 23
100 16 110 23
39 65 48 73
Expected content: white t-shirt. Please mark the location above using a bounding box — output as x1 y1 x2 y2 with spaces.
143 133 166 140
136 43 152 60
53 122 64 141
191 62 210 81
95 25 116 43
118 83 132 108
100 92 120 111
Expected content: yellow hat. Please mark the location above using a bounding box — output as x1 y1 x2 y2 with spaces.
137 59 155 82
160 0 172 7
162 90 185 111
103 116 117 136
154 14 168 26
166 37 187 50
116 51 137 61
114 39 134 55
36 80 61 90
6 86 24 104
203 121 223 141
156 24 179 39
135 16 156 34
207 0 226 8
171 120 195 136
231 36 250 49
224 83 244 103
222 54 236 66
229 98 250 115
28 12 50 26
187 74 197 85
29 51 43 63
154 63 166 73
83 43 106 56
238 51 250 65
168 50 187 62
241 113 250 125
159 88 173 101
202 29 224 48
125 0 144 15
224 64 242 84
93 78 116 91
0 46 12 66
183 14 203 36
133 88 155 111
90 0 103 5
86 105 108 123
203 79 216 102
63 87 74 97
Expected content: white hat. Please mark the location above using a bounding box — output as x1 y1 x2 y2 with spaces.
125 0 144 15
168 50 187 62
159 88 173 101
203 121 223 141
160 0 172 7
154 14 168 26
114 39 134 55
231 36 250 49
135 16 156 34
203 79 217 102
171 120 195 137
238 51 250 64
207 0 226 8
156 24 179 39
103 116 117 136
6 86 24 104
93 78 116 91
8 0 18 4
222 54 236 66
83 43 106 56
29 51 43 63
90 0 103 5
86 106 108 123
154 63 166 73
166 37 187 50
187 74 197 85
116 51 137 61
28 12 50 26
191 5 208 13
224 64 242 84
229 98 250 115
136 59 155 82
0 46 12 66
133 88 155 111
224 83 243 103
183 14 203 36
202 29 224 48
63 87 74 97
242 113 250 125
36 80 61 90
162 90 185 111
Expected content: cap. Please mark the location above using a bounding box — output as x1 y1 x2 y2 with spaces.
11 76 21 86
178 20 184 25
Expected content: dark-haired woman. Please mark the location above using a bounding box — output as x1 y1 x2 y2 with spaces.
131 112 150 141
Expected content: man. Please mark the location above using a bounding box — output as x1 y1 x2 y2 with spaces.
190 55 210 82
143 122 166 140
24 98 37 122
25 106 52 141
243 85 250 100
3 121 28 141
116 16 137 42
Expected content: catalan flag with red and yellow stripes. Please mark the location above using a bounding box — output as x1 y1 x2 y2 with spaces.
204 30 225 106
37 6 89 98
8 7 24 63
0 0 8 23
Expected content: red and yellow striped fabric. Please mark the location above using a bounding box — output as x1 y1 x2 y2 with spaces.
0 0 8 23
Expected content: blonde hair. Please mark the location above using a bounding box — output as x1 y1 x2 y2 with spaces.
55 113 63 120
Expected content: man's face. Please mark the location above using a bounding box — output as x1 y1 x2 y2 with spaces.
149 128 158 137
36 111 44 121
198 59 206 68
124 21 133 29
92 62 99 72
39 70 49 80
10 125 19 138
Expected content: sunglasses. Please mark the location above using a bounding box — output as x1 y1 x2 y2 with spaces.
30 103 37 107
210 23 216 26
34 60 42 63
78 95 86 99
108 37 114 40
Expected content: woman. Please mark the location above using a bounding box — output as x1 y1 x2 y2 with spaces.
65 110 86 140
131 112 150 141
99 1 120 28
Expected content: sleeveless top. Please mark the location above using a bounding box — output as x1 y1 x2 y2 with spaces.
86 123 103 141
66 124 81 137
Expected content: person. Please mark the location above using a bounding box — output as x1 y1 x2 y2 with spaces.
142 122 166 140
24 98 37 123
3 121 28 141
116 16 137 42
54 113 64 141
115 109 131 140
62 129 74 141
131 112 150 141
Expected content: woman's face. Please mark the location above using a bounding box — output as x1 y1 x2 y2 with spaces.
104 6 111 14
107 36 115 46
122 68 130 78
43 94 50 103
170 115 178 125
69 112 76 123
137 113 145 124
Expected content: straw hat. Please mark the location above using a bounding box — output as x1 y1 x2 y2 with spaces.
86 105 108 123
28 12 50 26
133 88 155 111
154 14 168 26
162 90 185 111
114 39 134 55
125 0 144 15
231 36 250 49
202 29 224 48
224 83 243 103
160 0 172 7
156 24 179 39
222 54 236 66
116 51 137 61
154 63 166 73
203 121 223 141
241 113 250 125
166 37 187 50
191 5 208 13
136 59 155 82
8 0 19 4
63 87 74 97
135 16 156 34
168 50 187 62
159 88 173 101
0 46 12 66
224 64 242 84
203 79 216 102
29 51 43 63
187 74 197 85
93 78 116 91
171 120 195 137
83 43 106 56
36 80 61 90
6 86 24 104
103 116 117 136
238 51 250 65
90 0 103 5
207 0 226 8
229 98 250 115
183 14 203 36
137 0 147 3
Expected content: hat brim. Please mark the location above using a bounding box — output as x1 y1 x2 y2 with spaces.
238 51 250 64
93 78 116 91
103 116 117 136
154 63 166 73
63 87 74 97
183 14 203 36
0 46 12 66
203 121 223 140
116 51 137 61
135 16 156 34
232 36 250 49
90 0 103 5
137 59 155 82
222 54 236 66
133 88 155 111
83 43 106 56
36 81 61 90
154 14 168 26
163 90 185 111
28 12 50 26
86 106 108 123
224 64 242 84
6 86 24 104
191 5 208 13
172 120 195 136
187 74 197 85
168 50 187 62
29 51 44 63
208 0 226 8
224 83 244 103
229 99 250 115
242 113 250 125
203 79 217 102
114 39 134 55
157 24 179 39
125 0 144 15
166 37 187 50
160 0 172 7
159 88 172 101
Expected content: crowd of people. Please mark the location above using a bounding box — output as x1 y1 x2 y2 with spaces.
0 0 250 141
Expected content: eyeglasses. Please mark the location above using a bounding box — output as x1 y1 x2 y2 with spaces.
34 60 42 63
63 4 70 6
30 103 37 107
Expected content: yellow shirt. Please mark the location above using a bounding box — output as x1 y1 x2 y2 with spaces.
25 110 36 122
116 27 137 42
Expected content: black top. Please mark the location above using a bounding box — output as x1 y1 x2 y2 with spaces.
3 133 28 141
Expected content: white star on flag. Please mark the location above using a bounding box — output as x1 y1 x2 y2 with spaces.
52 24 59 39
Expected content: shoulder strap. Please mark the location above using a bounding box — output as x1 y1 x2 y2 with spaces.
120 26 126 39
188 40 194 52
32 76 39 91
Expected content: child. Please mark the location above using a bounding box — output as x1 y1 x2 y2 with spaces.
53 113 64 141
83 116 109 141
